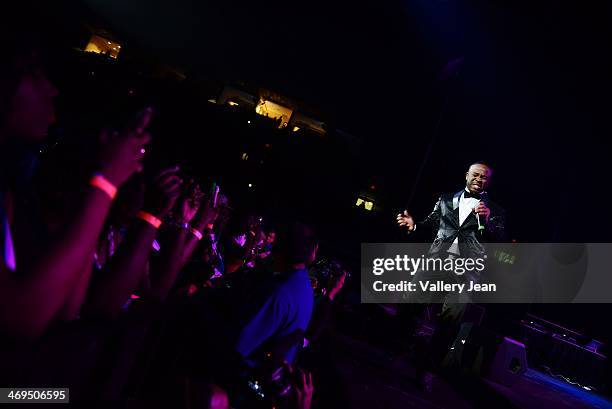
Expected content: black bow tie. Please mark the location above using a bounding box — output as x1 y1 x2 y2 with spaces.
464 191 483 200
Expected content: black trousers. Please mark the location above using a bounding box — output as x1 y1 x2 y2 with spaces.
400 253 474 376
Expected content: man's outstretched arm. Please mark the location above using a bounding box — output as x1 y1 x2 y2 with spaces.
397 196 442 234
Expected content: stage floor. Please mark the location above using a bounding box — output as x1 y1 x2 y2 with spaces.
328 333 612 409
484 369 612 409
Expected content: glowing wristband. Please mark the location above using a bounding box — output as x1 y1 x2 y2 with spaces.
189 227 203 241
90 174 117 200
206 224 214 230
137 211 162 229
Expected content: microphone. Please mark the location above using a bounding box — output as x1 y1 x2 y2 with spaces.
476 192 488 234
476 213 485 233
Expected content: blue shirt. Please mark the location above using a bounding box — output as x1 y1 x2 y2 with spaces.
235 268 314 364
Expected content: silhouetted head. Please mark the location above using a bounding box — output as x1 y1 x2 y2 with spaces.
276 222 318 269
0 29 57 145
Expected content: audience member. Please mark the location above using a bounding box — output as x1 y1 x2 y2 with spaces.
234 222 317 366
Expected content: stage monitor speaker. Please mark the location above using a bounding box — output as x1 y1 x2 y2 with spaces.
444 323 528 385
487 337 528 386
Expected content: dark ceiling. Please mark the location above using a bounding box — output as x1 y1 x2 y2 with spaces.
20 0 612 241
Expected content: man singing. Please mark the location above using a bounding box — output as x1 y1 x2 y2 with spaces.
395 161 506 391
397 161 506 258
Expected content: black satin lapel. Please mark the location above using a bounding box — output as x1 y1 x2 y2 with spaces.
448 193 461 227
464 212 478 228
452 190 463 210
451 207 460 228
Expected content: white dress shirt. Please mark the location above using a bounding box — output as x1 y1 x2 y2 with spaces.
448 189 482 254
459 189 481 227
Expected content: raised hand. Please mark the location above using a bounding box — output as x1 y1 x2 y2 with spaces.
143 166 183 218
287 364 314 409
396 210 415 231
193 193 220 230
327 270 347 301
474 201 491 223
98 107 153 187
178 180 204 224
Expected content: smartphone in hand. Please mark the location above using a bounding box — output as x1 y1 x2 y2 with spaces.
210 182 220 208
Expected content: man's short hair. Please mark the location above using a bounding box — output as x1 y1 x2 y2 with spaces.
468 161 494 173
276 222 317 265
